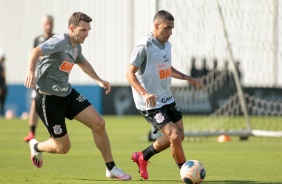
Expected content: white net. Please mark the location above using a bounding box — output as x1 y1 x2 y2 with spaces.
172 71 282 138
157 0 282 87
155 0 282 138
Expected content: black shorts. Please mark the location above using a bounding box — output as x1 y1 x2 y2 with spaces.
139 101 183 134
35 88 91 138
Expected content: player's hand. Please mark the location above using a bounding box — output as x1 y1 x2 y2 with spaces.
98 80 111 94
143 94 158 107
24 72 36 88
188 78 205 90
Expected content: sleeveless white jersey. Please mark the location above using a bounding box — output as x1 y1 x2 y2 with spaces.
130 34 174 111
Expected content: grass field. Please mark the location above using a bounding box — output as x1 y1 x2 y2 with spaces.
0 115 282 184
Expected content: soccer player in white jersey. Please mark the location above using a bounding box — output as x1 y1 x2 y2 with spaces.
24 12 131 181
126 10 205 180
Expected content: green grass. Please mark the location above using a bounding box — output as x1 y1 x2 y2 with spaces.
0 116 282 184
183 115 282 131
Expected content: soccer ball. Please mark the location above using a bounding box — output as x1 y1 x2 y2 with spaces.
180 160 206 184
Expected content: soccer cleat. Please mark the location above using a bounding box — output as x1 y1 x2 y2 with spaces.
24 132 34 142
29 139 43 168
131 152 149 180
106 166 132 181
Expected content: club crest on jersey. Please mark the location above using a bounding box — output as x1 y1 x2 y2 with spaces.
53 125 62 135
154 113 165 124
65 48 79 59
38 36 45 43
73 48 78 59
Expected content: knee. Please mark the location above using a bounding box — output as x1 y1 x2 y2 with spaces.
98 118 106 128
91 118 106 131
169 131 182 144
56 142 71 154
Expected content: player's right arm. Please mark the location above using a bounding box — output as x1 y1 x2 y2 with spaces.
24 47 43 88
126 64 157 107
126 45 157 107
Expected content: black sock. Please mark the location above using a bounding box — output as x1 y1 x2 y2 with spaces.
177 161 186 169
106 161 116 171
142 144 159 161
34 143 41 152
31 125 36 134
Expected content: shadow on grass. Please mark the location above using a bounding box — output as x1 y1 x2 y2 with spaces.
204 181 282 184
67 178 182 183
63 178 282 184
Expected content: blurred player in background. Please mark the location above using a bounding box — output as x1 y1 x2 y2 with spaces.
0 49 7 117
24 12 131 181
126 10 205 180
24 15 54 141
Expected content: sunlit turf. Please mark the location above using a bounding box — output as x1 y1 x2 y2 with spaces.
0 116 281 184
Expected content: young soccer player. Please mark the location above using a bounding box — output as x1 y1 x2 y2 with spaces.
126 10 205 180
24 12 131 181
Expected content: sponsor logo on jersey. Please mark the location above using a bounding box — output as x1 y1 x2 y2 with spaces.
163 54 169 62
52 85 69 92
161 95 172 103
59 61 74 73
156 63 171 80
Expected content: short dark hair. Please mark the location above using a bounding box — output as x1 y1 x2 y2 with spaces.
69 12 92 26
42 15 54 23
153 10 174 22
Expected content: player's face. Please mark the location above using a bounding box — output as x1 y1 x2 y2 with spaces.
71 21 91 45
155 20 174 44
42 19 53 36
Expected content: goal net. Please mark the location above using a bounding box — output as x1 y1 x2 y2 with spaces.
154 0 282 139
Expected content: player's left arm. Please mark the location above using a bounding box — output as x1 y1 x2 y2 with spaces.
77 60 111 94
171 66 205 89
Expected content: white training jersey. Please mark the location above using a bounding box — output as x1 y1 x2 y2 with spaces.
129 33 174 111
